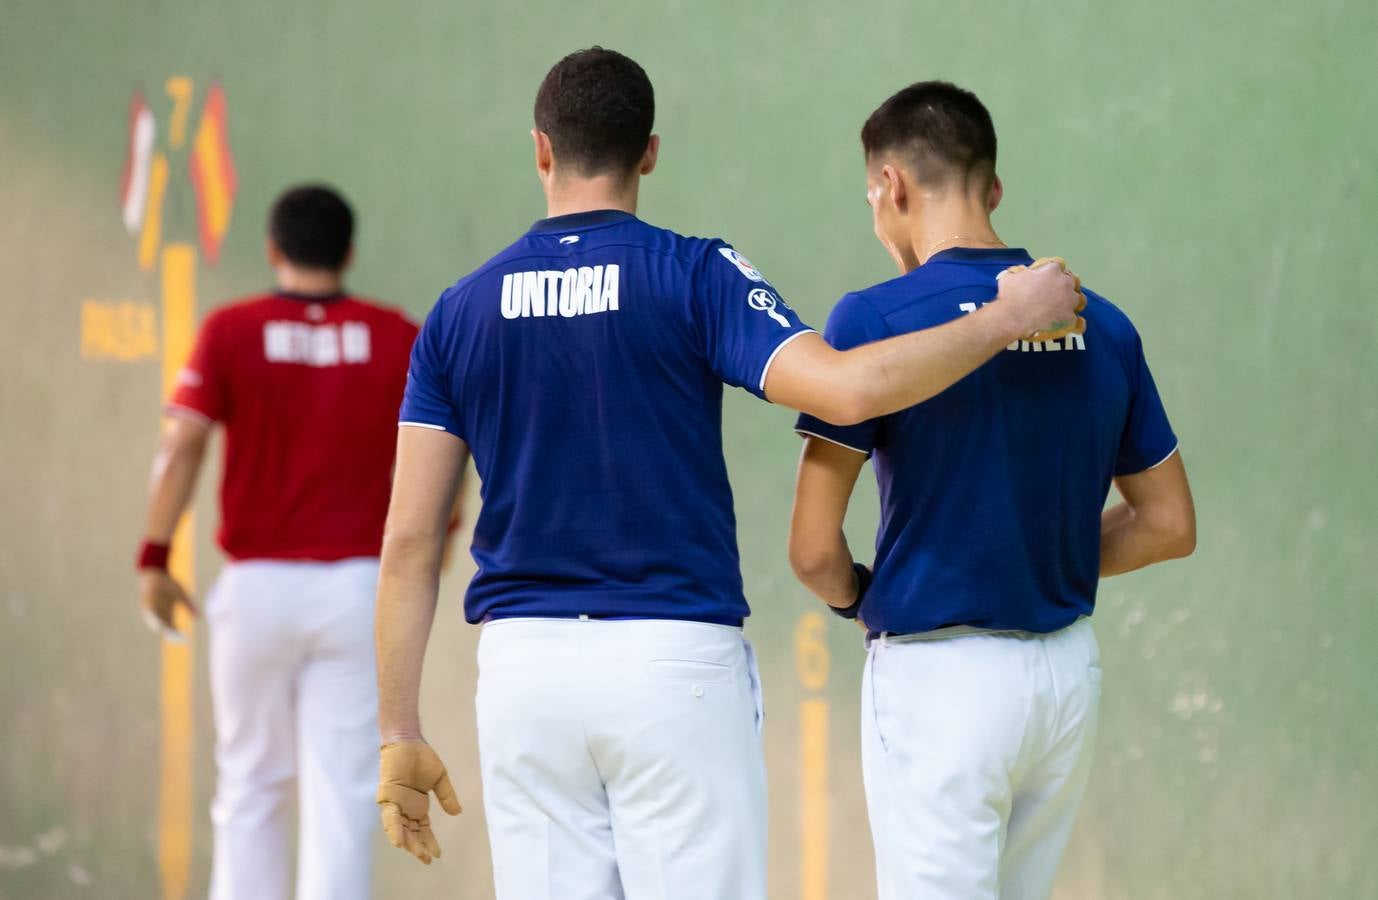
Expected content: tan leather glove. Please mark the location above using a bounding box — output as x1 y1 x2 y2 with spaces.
1001 257 1088 342
377 741 462 865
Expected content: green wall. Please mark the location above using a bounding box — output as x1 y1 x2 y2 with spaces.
2 0 1375 897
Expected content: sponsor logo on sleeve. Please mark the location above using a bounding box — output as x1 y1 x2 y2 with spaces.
718 246 767 282
748 288 791 328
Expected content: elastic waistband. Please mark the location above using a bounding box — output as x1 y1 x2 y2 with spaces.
869 616 1090 647
225 555 380 570
483 611 744 629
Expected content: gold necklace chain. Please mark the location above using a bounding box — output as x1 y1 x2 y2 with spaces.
923 234 1006 261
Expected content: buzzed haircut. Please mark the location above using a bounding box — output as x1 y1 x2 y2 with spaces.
268 184 354 271
861 81 998 193
534 47 655 179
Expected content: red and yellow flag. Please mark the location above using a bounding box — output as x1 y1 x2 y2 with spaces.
189 83 237 263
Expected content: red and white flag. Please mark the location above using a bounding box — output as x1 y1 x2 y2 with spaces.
119 90 156 234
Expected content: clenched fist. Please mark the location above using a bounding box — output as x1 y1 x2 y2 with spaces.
995 256 1087 341
377 741 463 865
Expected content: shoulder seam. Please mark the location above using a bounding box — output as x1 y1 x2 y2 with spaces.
1082 289 1132 328
843 291 895 337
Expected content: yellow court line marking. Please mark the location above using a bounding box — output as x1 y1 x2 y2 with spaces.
158 243 197 900
800 698 830 900
138 153 169 272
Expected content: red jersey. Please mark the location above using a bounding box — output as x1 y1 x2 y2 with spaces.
169 292 418 561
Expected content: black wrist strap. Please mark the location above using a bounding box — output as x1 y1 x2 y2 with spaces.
830 563 872 620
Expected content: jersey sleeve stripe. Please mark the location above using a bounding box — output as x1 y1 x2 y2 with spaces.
794 428 870 456
399 421 449 432
1143 442 1180 472
757 329 817 395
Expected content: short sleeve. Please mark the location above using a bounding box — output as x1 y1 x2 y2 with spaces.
794 293 891 456
690 242 816 399
168 312 229 423
1114 331 1178 475
399 299 463 438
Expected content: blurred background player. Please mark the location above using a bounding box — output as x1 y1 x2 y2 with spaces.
788 82 1197 899
133 185 423 900
371 49 1082 898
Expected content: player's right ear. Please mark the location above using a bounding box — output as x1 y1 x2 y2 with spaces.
881 164 907 215
266 239 284 268
532 129 555 178
639 135 660 176
987 175 1004 213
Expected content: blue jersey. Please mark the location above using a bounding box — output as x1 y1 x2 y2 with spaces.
796 247 1178 635
402 209 815 625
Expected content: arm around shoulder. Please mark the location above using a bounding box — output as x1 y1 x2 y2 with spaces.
766 301 1027 424
765 262 1081 424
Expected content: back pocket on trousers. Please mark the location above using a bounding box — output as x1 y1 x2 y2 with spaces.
648 659 734 683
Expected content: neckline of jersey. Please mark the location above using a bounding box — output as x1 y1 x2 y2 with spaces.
528 209 639 234
926 246 1032 265
275 290 347 303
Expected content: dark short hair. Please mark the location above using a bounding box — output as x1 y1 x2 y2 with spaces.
268 185 354 270
861 81 997 192
534 47 655 178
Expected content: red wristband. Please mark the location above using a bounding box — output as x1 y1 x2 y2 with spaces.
138 541 171 571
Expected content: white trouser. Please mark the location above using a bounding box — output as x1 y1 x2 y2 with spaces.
475 617 768 900
206 558 380 900
862 618 1101 900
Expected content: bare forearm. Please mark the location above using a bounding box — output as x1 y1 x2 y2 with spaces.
841 303 1023 421
1100 503 1187 576
376 536 444 742
794 537 858 608
144 426 207 541
1101 454 1196 576
768 259 1081 424
789 437 869 608
772 304 1024 426
789 514 860 610
376 427 469 743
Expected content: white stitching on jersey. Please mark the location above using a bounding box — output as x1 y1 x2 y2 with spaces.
794 428 870 456
757 329 816 394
